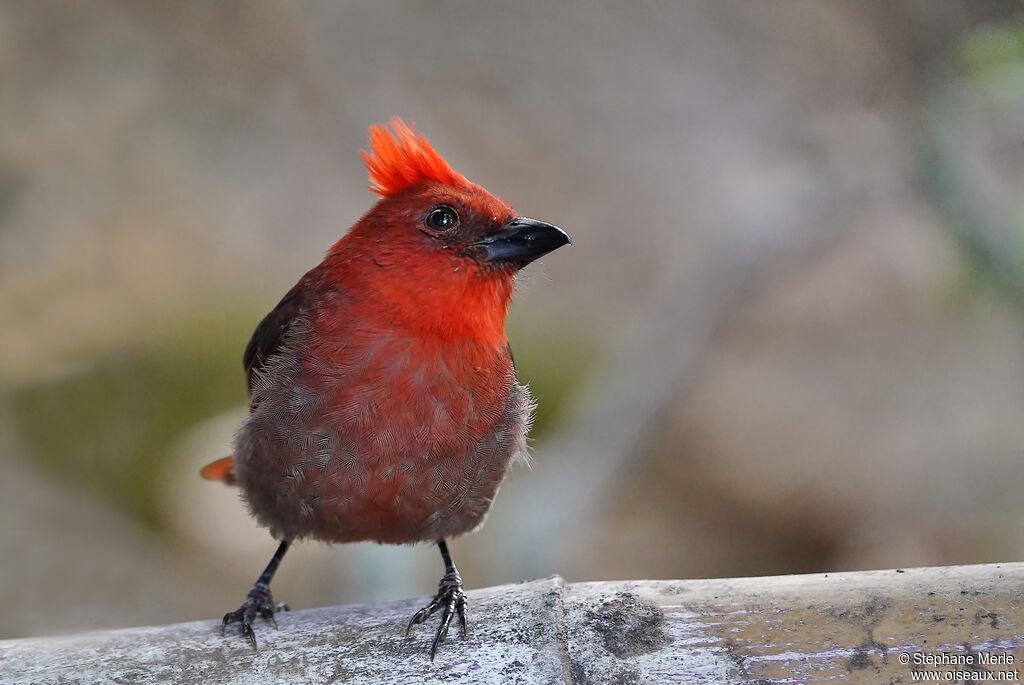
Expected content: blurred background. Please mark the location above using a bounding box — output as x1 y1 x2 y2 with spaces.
3 0 1024 639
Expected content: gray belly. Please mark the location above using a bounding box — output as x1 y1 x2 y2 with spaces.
233 364 532 544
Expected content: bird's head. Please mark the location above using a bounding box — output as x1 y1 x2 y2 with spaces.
328 119 570 346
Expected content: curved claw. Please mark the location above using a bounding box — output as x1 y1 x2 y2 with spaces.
429 603 455 660
221 585 289 650
406 598 442 635
241 622 258 650
456 597 468 639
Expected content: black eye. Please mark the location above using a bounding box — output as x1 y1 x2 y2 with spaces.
425 205 459 232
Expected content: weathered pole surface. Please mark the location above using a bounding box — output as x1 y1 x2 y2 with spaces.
2 563 1023 684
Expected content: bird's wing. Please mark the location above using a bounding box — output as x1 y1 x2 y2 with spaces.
201 275 314 484
243 280 311 396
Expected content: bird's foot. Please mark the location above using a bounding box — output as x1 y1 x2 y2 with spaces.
221 583 289 650
406 568 468 660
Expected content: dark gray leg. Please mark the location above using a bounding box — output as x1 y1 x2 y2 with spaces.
222 539 291 649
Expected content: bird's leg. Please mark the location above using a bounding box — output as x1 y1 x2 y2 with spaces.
222 539 291 650
406 539 468 660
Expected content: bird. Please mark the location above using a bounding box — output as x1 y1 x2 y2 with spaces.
200 118 570 659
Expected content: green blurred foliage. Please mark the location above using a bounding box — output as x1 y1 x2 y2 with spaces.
507 320 595 441
924 20 1024 304
960 22 1024 100
9 311 256 529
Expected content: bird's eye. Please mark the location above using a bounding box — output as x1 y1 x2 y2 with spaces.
425 206 459 232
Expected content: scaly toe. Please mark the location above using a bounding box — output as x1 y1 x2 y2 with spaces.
407 574 468 660
220 585 287 650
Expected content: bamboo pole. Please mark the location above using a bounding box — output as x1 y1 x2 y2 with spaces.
3 563 1023 684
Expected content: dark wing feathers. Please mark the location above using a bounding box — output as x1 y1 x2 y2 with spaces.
243 281 309 394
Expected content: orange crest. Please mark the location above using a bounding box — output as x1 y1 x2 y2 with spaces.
361 118 470 197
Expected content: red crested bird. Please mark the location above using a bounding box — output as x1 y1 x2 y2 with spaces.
200 118 570 659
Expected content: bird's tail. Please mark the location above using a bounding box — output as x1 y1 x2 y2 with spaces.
200 455 237 486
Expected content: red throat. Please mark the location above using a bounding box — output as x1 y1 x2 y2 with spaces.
330 245 515 352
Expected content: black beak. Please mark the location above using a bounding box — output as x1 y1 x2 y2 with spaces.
473 217 571 266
